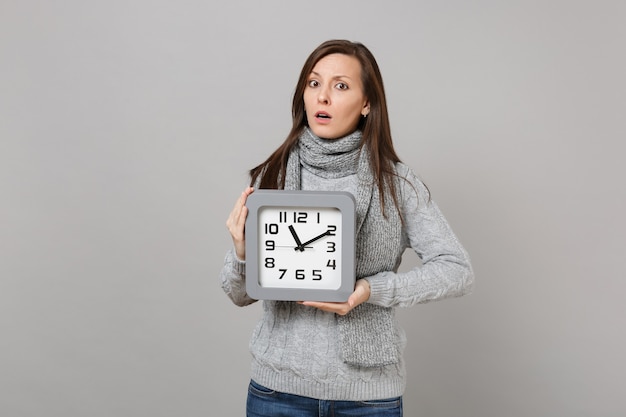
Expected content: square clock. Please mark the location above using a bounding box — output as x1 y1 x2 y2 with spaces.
245 190 356 302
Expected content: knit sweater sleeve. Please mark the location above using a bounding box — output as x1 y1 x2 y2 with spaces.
365 165 474 308
219 248 258 307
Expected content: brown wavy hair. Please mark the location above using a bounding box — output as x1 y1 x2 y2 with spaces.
250 39 402 215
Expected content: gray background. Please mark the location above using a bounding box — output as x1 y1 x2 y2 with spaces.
1 1 624 416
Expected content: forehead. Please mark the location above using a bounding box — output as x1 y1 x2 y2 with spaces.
311 53 362 77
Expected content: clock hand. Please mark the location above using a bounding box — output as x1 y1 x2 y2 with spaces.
300 229 332 249
288 225 305 251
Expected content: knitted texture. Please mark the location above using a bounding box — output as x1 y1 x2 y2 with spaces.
284 128 402 367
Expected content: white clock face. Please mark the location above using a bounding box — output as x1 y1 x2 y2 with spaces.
257 205 342 290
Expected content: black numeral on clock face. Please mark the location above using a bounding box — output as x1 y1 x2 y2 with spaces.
265 240 275 251
265 223 279 234
278 211 310 223
271 269 326 281
278 211 316 223
327 259 337 270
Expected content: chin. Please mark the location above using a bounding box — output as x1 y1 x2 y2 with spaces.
309 126 350 140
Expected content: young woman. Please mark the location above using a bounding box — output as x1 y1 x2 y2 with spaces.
220 39 474 416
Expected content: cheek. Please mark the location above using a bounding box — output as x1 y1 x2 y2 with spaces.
302 103 311 121
343 98 365 117
342 103 364 125
304 108 315 125
303 91 315 109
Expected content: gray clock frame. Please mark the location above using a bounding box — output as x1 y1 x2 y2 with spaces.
245 189 356 302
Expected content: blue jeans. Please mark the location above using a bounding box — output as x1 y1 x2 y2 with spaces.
247 380 403 417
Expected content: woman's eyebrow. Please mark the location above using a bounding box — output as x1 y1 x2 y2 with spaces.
310 70 353 80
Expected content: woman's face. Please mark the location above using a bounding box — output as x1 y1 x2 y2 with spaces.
303 53 370 139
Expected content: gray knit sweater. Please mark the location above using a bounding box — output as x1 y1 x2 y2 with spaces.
219 161 474 401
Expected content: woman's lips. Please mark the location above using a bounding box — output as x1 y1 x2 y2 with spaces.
315 111 332 123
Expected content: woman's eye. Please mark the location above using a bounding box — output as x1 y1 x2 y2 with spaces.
308 80 319 87
335 82 348 90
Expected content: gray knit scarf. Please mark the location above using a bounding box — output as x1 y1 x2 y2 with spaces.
283 127 402 367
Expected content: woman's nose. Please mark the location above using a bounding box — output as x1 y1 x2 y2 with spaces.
317 88 330 104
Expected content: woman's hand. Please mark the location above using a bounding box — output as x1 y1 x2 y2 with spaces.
299 279 371 316
226 187 254 260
